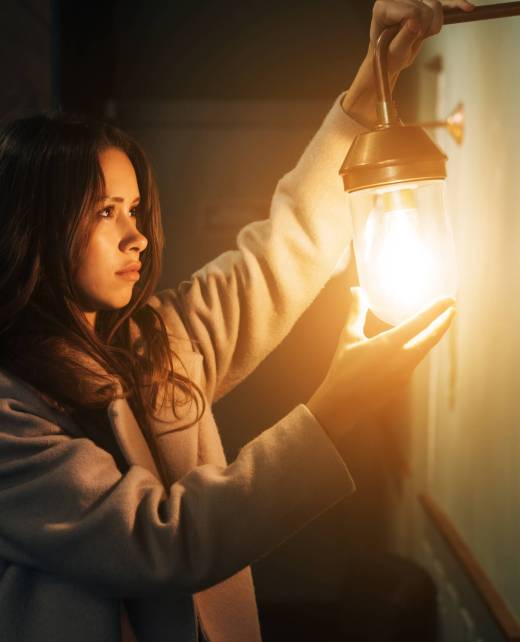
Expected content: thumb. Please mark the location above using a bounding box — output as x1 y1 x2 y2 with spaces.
344 287 368 343
388 19 423 62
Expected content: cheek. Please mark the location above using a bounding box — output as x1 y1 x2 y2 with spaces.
75 228 116 291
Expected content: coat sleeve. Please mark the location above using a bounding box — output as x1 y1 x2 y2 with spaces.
152 95 364 402
0 396 354 600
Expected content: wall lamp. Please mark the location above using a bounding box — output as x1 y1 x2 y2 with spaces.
417 101 465 146
340 2 520 325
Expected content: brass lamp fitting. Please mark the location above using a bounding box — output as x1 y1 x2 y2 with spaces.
339 2 520 193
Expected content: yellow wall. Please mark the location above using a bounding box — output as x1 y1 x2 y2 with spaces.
413 7 520 620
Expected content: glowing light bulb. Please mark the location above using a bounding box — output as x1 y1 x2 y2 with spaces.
350 180 457 326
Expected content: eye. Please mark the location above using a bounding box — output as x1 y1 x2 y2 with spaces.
129 206 139 218
98 205 114 218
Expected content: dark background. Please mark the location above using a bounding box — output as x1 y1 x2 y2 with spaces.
2 2 422 640
58 1 372 111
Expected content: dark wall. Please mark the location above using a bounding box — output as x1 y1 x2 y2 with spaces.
58 1 418 119
0 0 52 117
112 0 371 101
58 1 373 114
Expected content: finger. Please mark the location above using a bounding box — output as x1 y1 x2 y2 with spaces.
386 296 456 345
388 16 423 60
442 0 475 10
343 287 368 343
399 0 436 35
373 0 436 52
402 305 456 362
371 0 426 44
422 0 443 35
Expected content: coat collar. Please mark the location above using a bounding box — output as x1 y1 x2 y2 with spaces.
107 397 161 479
106 346 204 485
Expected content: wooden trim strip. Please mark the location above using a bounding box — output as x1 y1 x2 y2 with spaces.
419 493 520 642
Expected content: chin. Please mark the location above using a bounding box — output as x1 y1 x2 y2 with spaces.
99 296 133 311
113 297 133 309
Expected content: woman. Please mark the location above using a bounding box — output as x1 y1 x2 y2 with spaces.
0 1 472 641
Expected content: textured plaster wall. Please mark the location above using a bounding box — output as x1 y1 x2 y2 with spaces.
412 6 520 620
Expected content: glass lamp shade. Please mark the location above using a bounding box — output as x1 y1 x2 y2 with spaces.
349 179 457 326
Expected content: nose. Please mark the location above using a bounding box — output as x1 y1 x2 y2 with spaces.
120 218 148 254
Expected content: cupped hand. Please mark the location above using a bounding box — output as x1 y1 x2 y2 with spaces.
307 287 456 444
370 0 475 77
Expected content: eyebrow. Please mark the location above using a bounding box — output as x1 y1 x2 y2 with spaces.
97 195 141 204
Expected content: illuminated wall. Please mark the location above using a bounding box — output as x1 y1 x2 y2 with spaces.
408 6 520 631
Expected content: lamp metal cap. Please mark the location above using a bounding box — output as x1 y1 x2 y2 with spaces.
339 125 447 193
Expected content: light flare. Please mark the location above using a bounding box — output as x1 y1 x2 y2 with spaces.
350 181 457 326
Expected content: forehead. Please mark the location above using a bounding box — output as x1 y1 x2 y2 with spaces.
98 147 139 197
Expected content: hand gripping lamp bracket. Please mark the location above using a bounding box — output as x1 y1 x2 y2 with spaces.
340 1 520 191
338 2 520 327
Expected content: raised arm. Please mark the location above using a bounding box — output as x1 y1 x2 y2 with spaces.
154 0 474 403
164 99 363 402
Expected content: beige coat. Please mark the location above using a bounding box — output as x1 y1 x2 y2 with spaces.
0 95 362 642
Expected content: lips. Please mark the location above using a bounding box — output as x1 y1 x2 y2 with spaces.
116 262 142 275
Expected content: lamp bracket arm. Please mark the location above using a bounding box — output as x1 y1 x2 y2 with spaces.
373 3 520 130
374 25 400 129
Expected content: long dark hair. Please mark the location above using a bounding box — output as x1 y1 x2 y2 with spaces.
0 111 204 447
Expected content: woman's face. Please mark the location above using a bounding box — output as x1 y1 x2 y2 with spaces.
74 147 148 327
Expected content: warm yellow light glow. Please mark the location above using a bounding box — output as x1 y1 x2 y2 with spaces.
365 201 435 317
350 181 457 325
